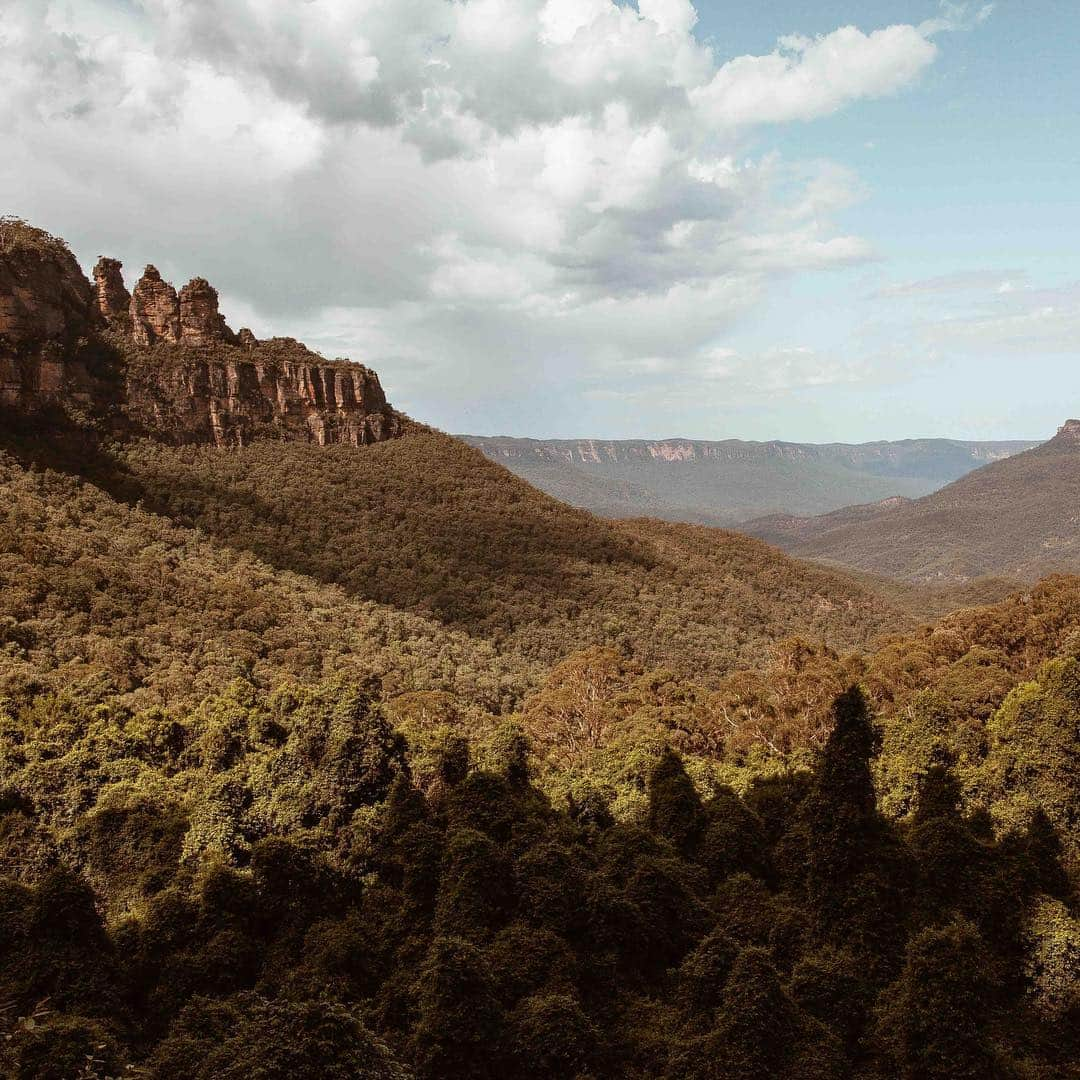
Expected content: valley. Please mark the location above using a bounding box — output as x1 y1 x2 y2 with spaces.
1 220 1076 1080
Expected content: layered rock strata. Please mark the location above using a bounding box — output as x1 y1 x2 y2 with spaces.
0 219 401 448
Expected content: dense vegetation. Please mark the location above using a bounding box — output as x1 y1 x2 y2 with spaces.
749 425 1080 583
98 427 915 681
0 450 529 712
2 673 1076 1077
0 428 1077 1078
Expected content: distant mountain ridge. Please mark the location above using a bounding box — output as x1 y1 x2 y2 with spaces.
745 420 1080 583
462 434 1038 524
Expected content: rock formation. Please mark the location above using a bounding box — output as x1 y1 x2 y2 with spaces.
0 218 402 448
1052 419 1080 447
93 257 130 329
0 220 95 349
124 338 401 447
179 277 237 346
130 265 181 346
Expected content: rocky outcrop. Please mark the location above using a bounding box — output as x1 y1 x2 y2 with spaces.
124 338 401 447
130 266 180 347
93 257 130 329
0 219 402 448
179 277 236 346
1051 419 1080 447
0 220 95 349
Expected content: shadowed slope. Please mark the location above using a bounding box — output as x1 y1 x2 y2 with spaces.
745 421 1080 584
102 426 913 683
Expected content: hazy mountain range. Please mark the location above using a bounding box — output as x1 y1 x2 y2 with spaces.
461 435 1038 525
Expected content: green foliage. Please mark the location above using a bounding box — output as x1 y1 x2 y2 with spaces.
0 424 1078 1076
667 946 846 1080
411 936 505 1079
1024 895 1080 1023
981 655 1080 870
507 991 599 1079
872 918 1010 1080
0 679 1074 1076
105 429 909 688
646 748 706 857
148 994 409 1080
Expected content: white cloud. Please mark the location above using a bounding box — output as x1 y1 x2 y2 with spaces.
0 0 966 433
874 269 1027 298
691 25 937 127
925 282 1080 353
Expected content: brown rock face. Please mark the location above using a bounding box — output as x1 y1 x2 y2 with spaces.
1053 419 1080 446
93 257 131 328
130 266 180 346
1 220 403 449
179 277 237 346
125 339 401 447
0 219 94 350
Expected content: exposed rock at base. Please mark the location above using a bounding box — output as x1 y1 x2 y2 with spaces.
124 338 402 447
0 219 403 449
130 266 180 347
93 257 131 329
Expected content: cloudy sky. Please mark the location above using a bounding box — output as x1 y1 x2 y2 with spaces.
2 0 1077 441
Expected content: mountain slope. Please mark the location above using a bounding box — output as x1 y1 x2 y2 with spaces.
0 447 530 712
97 426 914 686
0 218 918 698
462 434 1037 525
745 420 1080 583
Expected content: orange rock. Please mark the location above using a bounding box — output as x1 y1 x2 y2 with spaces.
130 265 180 346
93 257 130 329
179 277 237 346
1 221 403 448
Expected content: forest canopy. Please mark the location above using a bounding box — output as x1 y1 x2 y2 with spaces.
0 429 1077 1078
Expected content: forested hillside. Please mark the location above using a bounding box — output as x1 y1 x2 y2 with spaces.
1 222 1076 1079
98 426 912 683
1 427 1078 1078
747 420 1080 583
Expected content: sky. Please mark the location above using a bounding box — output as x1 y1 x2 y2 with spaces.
1 0 1077 442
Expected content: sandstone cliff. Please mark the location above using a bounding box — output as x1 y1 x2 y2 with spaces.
0 219 401 448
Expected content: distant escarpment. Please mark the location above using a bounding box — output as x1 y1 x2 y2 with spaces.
463 434 1038 524
0 219 401 447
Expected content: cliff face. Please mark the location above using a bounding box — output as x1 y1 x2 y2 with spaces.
123 338 399 447
0 221 95 348
0 219 401 448
464 435 1035 470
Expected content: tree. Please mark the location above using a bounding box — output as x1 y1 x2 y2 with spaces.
667 946 845 1080
411 936 506 1080
872 918 1010 1080
647 748 706 857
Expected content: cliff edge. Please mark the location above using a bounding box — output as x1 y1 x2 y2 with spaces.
0 218 402 448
